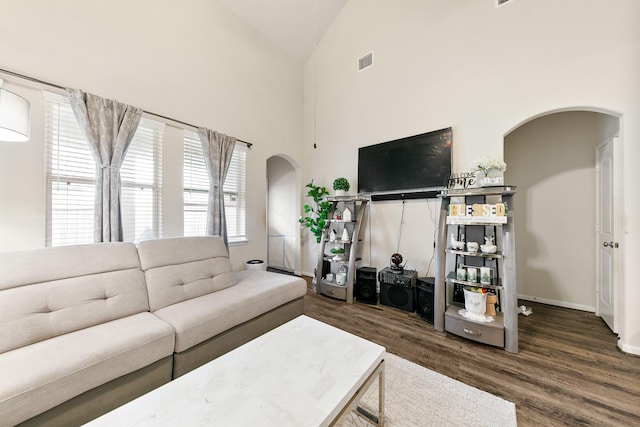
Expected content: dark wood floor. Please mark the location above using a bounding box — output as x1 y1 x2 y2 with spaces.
302 278 640 426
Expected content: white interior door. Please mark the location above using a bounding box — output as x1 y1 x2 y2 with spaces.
596 137 618 332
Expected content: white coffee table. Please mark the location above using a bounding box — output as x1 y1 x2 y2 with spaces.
84 315 385 426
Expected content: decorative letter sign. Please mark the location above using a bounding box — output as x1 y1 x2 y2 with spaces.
447 172 477 189
447 203 507 224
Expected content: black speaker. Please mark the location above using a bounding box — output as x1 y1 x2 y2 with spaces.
356 267 377 304
416 277 435 324
380 281 415 312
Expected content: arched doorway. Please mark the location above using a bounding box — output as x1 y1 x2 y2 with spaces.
266 155 300 274
504 109 621 331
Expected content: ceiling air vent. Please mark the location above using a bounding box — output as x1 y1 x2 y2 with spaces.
497 0 511 5
358 52 373 72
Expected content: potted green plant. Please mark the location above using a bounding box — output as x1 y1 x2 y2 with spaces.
299 180 331 243
330 247 345 261
332 177 350 196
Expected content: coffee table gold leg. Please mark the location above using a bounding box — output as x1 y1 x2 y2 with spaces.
334 359 385 426
353 360 385 426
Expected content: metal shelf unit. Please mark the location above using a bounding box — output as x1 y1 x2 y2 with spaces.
434 186 518 353
315 196 369 303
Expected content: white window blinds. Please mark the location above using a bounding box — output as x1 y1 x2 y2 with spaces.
44 92 163 246
183 131 247 243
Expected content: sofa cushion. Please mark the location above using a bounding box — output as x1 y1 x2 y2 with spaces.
153 270 307 353
0 312 175 427
0 242 148 354
138 236 236 312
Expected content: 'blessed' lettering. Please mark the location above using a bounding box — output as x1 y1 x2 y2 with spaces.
449 203 505 217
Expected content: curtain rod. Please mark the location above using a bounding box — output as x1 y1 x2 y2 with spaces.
0 67 253 149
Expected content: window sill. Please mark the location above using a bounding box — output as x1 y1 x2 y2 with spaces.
229 239 248 246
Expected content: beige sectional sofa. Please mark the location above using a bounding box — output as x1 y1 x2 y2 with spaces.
0 236 307 427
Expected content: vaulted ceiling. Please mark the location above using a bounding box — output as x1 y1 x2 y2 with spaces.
217 0 348 61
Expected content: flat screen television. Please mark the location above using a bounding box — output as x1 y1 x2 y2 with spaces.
357 127 452 200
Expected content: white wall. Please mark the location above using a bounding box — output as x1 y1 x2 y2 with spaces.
0 83 46 250
302 0 640 354
363 199 441 277
0 0 303 270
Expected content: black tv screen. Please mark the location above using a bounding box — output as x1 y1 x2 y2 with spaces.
357 127 452 199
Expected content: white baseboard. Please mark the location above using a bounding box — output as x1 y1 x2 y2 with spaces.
517 294 595 313
617 340 640 356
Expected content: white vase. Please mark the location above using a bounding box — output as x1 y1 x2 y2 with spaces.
481 170 504 187
335 189 346 196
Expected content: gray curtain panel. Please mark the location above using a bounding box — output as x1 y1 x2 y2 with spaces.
68 89 143 243
198 128 236 248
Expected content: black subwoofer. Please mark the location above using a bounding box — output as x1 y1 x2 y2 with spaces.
416 277 435 324
380 281 415 312
356 267 377 304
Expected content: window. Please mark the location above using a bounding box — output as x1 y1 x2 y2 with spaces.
44 92 163 246
183 131 247 243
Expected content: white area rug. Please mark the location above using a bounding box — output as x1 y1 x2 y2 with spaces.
335 353 517 427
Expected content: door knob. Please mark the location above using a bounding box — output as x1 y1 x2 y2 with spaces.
603 242 619 248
